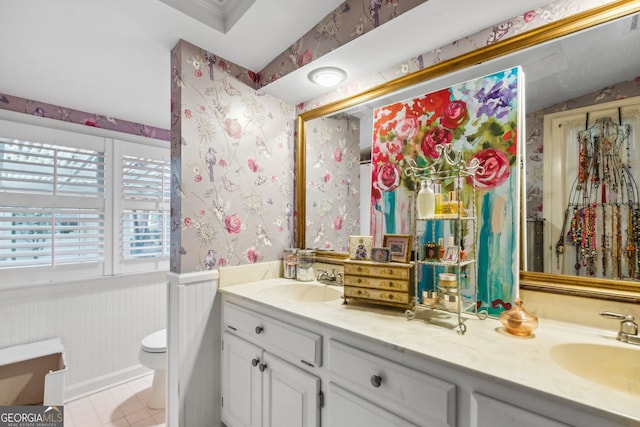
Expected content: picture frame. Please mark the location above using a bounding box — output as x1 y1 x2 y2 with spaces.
442 245 459 263
422 242 439 260
383 234 412 263
371 247 391 263
348 235 373 260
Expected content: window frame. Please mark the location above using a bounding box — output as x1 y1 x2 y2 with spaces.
0 113 170 287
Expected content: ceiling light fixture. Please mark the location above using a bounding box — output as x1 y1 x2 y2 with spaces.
308 66 347 87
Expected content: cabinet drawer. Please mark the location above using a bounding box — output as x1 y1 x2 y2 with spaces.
329 339 456 427
471 392 569 427
344 263 410 279
343 275 409 291
344 286 410 304
224 302 322 367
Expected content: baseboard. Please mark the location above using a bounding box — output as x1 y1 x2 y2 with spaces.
64 364 152 402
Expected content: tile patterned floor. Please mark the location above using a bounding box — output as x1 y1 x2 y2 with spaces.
63 374 166 427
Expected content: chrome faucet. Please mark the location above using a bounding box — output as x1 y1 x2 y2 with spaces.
599 311 640 346
316 268 343 285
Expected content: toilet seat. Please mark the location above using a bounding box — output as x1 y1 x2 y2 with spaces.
141 329 166 353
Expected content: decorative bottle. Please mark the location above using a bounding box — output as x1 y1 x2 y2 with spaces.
417 180 435 219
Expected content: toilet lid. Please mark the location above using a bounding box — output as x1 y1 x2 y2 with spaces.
142 329 166 353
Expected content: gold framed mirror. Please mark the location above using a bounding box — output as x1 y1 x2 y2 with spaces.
297 0 640 302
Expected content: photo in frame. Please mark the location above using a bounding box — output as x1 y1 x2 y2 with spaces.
422 242 439 260
371 247 391 263
442 246 459 263
349 235 373 260
383 234 412 263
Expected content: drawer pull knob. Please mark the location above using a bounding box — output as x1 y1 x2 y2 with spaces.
387 269 393 274
370 375 382 388
255 325 264 335
357 267 363 272
357 278 362 284
388 282 394 287
259 363 268 372
251 358 260 367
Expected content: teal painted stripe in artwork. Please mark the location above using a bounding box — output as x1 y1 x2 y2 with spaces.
477 192 493 312
383 190 396 234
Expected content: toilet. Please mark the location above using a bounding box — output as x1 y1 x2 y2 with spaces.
138 329 167 409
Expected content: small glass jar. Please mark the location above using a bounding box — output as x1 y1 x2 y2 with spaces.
499 298 539 337
441 293 459 311
296 249 315 281
283 248 298 279
422 291 439 307
438 273 457 288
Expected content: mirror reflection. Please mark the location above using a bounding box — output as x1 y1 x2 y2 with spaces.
301 11 640 286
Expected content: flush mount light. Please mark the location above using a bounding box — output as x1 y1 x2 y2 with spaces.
308 66 347 87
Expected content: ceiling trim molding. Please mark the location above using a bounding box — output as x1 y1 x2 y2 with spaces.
158 0 256 33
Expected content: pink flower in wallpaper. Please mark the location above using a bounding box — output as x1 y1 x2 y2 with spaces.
297 49 314 67
333 216 343 231
224 214 242 234
333 148 343 162
247 158 259 173
246 247 259 263
224 118 243 139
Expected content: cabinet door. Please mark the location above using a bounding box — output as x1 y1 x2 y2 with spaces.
327 382 416 427
222 332 263 427
262 352 320 427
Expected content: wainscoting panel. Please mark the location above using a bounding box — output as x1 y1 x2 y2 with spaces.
167 270 220 427
0 271 168 399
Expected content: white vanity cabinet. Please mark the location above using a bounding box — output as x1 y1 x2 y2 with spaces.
219 284 637 427
221 302 322 427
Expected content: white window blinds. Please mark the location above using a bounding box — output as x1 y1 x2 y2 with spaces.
0 118 169 283
121 155 170 260
0 138 106 268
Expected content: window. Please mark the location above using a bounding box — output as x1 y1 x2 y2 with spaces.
0 119 170 285
121 154 171 261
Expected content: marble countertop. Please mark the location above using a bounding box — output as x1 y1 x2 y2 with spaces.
219 278 640 423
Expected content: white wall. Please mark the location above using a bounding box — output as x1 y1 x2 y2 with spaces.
0 271 167 400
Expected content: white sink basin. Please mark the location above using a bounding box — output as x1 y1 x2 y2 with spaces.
258 282 342 303
550 343 640 396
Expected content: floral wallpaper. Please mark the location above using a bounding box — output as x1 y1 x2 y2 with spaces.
170 40 296 274
372 68 522 315
305 114 361 251
0 92 169 140
258 0 427 87
525 77 640 218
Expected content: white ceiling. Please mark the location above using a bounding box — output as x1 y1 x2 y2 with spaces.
0 0 564 130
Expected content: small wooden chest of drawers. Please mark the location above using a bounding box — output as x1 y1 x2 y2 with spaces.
343 260 414 308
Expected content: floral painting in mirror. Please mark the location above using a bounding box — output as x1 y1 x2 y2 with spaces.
371 67 523 315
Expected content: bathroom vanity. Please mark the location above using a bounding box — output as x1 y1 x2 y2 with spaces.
219 278 639 427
